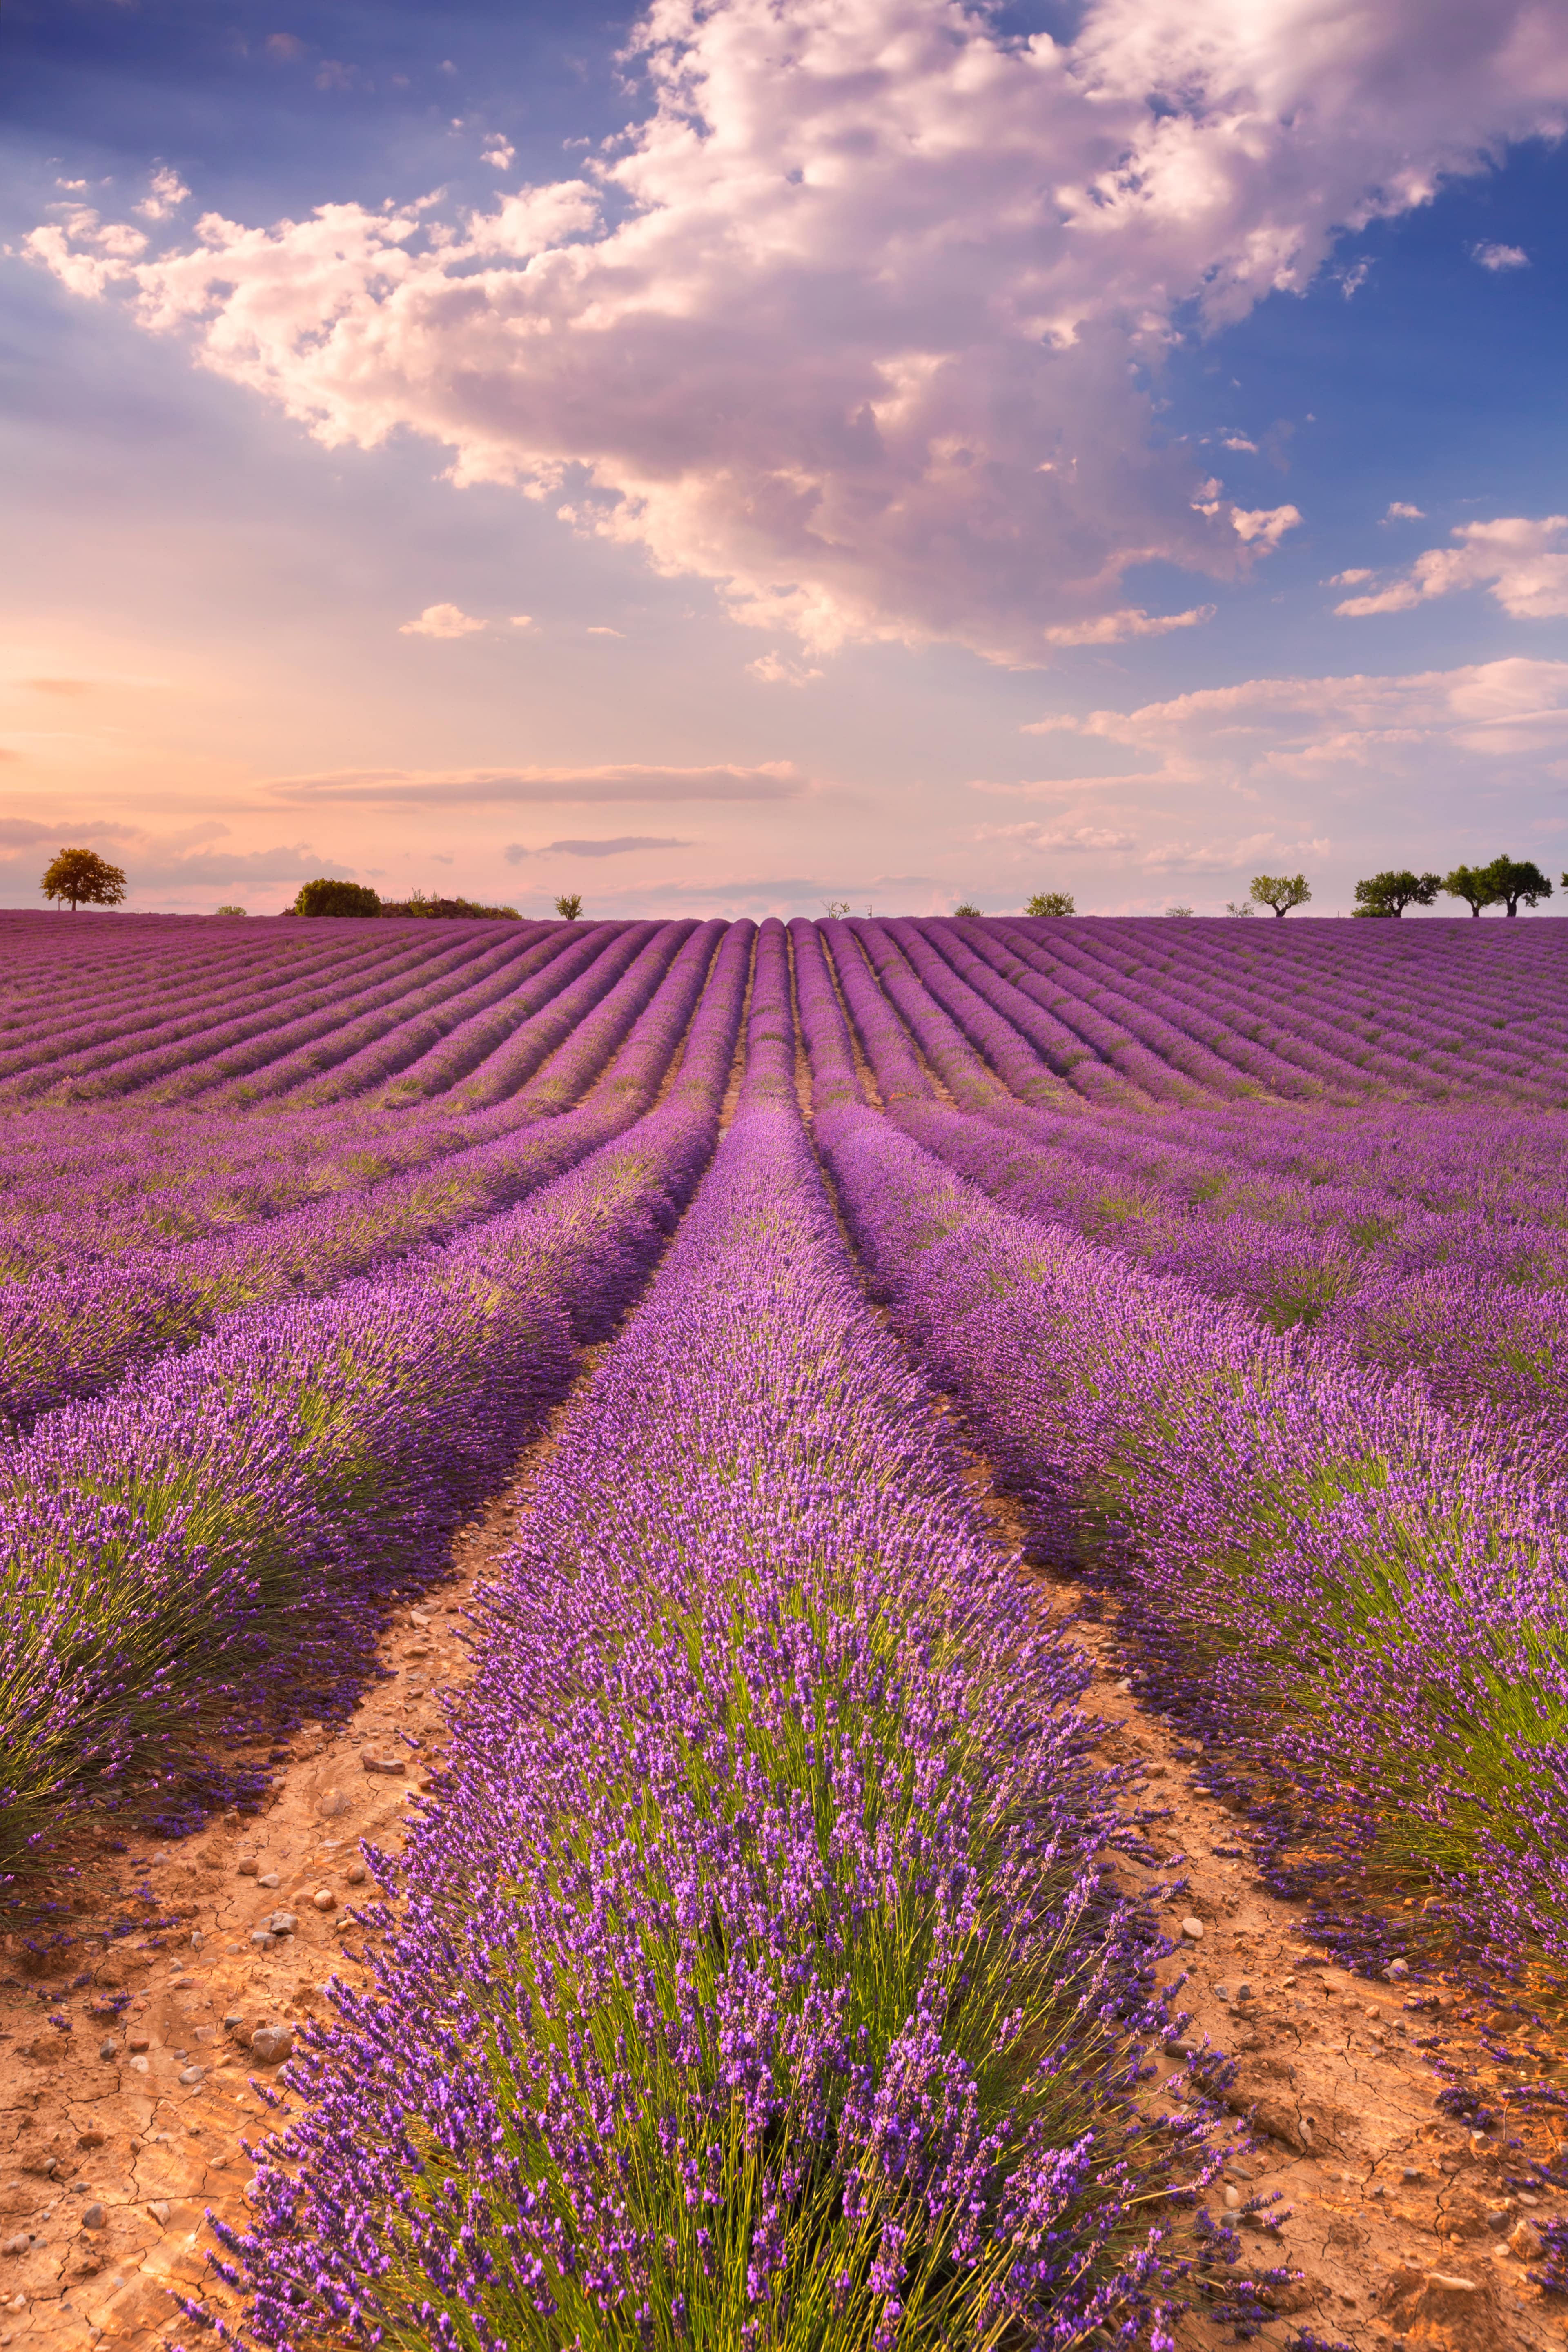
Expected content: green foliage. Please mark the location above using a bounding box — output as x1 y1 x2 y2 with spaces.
1248 872 1311 918
379 890 521 919
214 904 247 917
1164 904 1195 918
1025 890 1075 917
554 893 585 921
951 900 983 917
1442 856 1554 917
1352 869 1441 918
1485 854 1553 917
41 846 127 911
292 877 383 918
1441 862 1499 917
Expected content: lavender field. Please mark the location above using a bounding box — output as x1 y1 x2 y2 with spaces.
5 904 1568 2348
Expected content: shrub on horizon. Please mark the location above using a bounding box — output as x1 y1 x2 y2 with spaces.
1025 889 1075 916
554 892 584 921
378 890 521 919
292 877 382 917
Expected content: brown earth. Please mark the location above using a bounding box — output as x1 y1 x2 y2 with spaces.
2 1340 1564 2346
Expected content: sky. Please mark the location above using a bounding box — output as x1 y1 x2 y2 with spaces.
2 0 1567 920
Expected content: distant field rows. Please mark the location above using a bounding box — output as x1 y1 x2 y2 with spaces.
5 904 1568 2343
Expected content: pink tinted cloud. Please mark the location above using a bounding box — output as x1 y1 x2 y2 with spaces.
29 0 1568 662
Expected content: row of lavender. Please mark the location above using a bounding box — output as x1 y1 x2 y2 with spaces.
218 938 1247 2351
6 898 1568 1145
0 926 728 1430
795 929 1568 1982
816 920 1568 1453
0 927 754 1877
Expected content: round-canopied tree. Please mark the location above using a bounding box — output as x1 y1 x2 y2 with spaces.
553 893 584 920
1352 870 1441 917
1485 855 1552 917
1249 873 1311 918
1025 890 1075 916
1441 863 1500 916
41 847 127 911
293 878 382 916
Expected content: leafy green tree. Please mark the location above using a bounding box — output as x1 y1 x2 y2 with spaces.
554 893 584 921
293 878 382 917
214 903 247 917
1441 863 1499 917
1249 873 1311 918
41 847 127 911
952 901 983 917
1025 890 1075 917
1352 870 1441 918
1485 854 1552 917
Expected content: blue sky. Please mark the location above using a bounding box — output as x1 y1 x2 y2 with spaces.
2 0 1566 916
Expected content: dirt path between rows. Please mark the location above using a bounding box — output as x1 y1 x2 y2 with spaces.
0 1452 537 2352
1077 1614 1563 2352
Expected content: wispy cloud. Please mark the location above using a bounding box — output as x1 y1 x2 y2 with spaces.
1042 605 1215 648
503 835 693 861
266 763 804 805
1472 240 1529 270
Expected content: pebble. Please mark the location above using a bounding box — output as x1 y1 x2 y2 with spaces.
345 1862 367 1886
361 1754 405 1777
1180 1917 1204 1941
178 2066 204 2087
0 2236 28 2258
249 2024 294 2065
148 2203 171 2227
1508 2218 1545 2259
258 1871 281 1888
98 2038 116 2061
1383 1958 1410 1981
1223 2186 1241 2209
312 1888 335 1911
237 1859 259 1878
128 2031 151 2052
250 1930 277 1951
318 1790 352 1818
80 2204 105 2232
129 2056 149 2074
268 1912 299 1936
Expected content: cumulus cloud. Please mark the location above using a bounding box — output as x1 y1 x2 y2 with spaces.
1229 505 1303 548
1383 501 1425 520
1472 239 1529 269
399 602 488 637
1334 516 1568 619
265 762 803 804
28 0 1568 660
136 167 190 223
504 835 692 861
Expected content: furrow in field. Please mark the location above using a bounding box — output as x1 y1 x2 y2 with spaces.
0 924 754 1871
